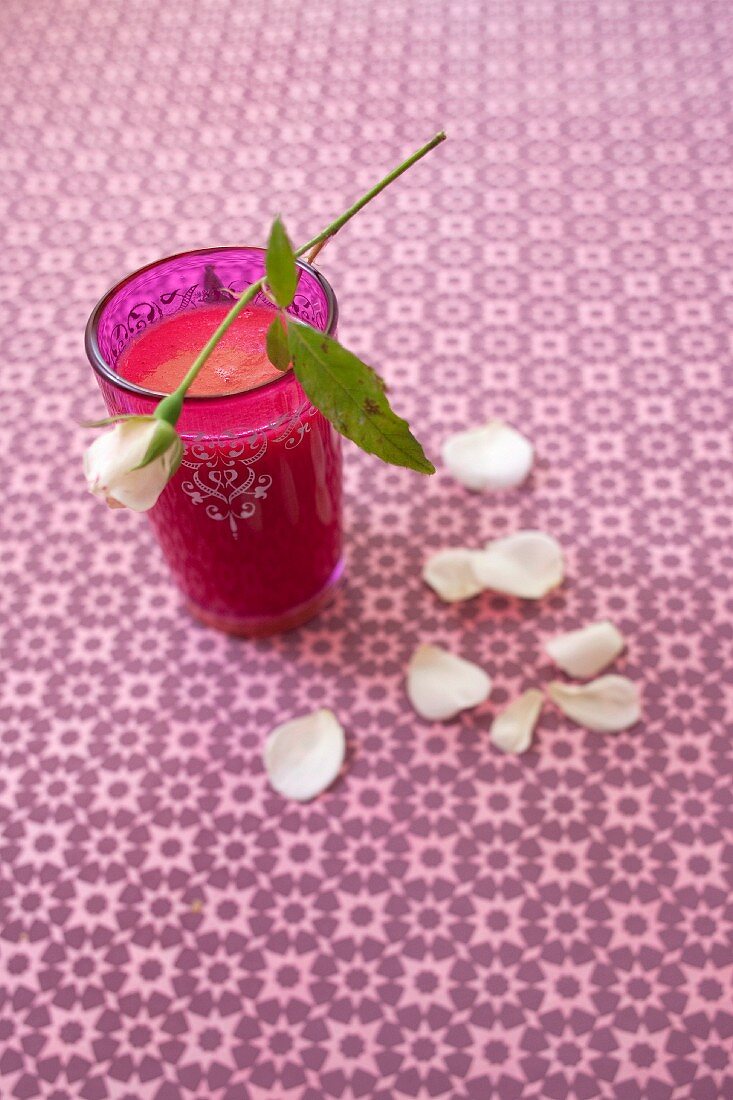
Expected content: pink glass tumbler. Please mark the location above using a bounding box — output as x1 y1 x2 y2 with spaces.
85 247 343 636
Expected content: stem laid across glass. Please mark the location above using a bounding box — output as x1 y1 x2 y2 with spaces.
154 131 446 425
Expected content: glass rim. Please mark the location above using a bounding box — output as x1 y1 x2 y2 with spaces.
84 245 339 403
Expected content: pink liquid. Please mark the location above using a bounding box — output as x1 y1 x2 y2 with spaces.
117 305 343 633
118 304 284 396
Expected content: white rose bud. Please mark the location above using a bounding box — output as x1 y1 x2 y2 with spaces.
83 416 183 512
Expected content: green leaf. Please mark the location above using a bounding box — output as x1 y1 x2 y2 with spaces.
286 321 435 475
266 315 291 371
265 216 298 308
81 413 150 428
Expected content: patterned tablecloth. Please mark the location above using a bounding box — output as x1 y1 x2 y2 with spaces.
2 1 732 1097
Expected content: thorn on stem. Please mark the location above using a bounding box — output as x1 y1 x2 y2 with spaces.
307 236 331 265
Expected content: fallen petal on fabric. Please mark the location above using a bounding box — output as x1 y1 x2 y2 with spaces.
547 675 641 733
545 620 625 678
473 530 564 598
422 547 485 602
264 708 346 801
407 643 492 721
490 688 544 754
441 420 534 492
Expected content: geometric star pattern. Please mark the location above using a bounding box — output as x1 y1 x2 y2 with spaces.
1 0 732 1096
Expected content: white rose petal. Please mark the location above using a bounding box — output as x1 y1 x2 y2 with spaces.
264 708 346 802
490 689 544 754
548 676 641 733
422 548 485 602
441 420 534 492
407 643 492 721
472 530 564 599
84 418 182 512
545 620 625 678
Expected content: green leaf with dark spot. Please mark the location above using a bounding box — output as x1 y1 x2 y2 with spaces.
266 315 291 371
265 216 298 308
286 321 435 475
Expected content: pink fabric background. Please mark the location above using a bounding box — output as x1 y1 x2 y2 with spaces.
2 1 732 1097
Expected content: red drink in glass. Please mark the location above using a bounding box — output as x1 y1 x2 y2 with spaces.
85 247 343 636
116 304 285 397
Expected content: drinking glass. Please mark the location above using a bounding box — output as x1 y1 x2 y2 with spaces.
86 247 343 636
